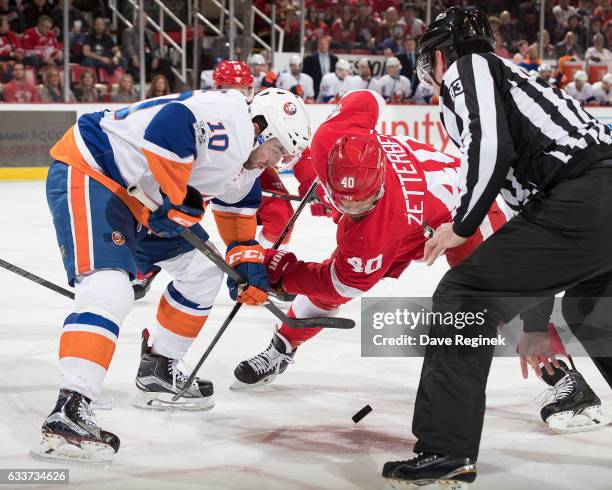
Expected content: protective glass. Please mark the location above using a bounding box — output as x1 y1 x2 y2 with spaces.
325 185 385 216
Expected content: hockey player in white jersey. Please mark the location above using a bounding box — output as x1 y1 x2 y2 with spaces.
592 73 612 105
379 56 412 102
276 54 315 101
317 58 350 102
342 57 382 95
565 70 595 105
33 87 310 463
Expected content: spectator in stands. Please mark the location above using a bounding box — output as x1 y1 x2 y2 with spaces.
22 15 63 67
379 24 405 54
282 6 301 52
586 32 612 62
317 58 350 103
74 69 101 102
555 31 584 59
122 14 176 91
146 74 170 99
540 29 556 58
380 56 411 103
513 39 529 64
302 35 337 99
590 16 604 41
343 57 382 94
553 0 578 29
594 0 612 25
402 3 426 37
330 4 356 47
606 22 612 50
379 6 406 42
576 0 594 21
23 0 53 30
111 73 138 103
397 35 418 90
0 0 24 33
517 4 539 44
354 0 380 49
276 54 315 102
2 62 39 102
304 6 329 50
519 43 541 72
247 53 267 93
83 17 125 76
0 15 24 63
593 72 612 105
38 67 75 102
498 10 518 48
494 31 511 59
51 0 88 49
565 70 595 105
564 14 588 48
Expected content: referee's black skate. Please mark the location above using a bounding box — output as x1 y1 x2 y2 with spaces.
134 329 214 411
539 361 609 432
132 266 161 300
230 331 296 390
31 389 120 464
382 453 476 489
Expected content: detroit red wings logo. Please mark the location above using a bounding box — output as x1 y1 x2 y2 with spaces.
283 102 297 115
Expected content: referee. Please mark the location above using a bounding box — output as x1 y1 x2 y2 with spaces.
382 6 612 487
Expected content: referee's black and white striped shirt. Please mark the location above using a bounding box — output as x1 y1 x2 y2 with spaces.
440 52 612 238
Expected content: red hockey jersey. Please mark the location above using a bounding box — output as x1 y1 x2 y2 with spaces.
282 90 509 306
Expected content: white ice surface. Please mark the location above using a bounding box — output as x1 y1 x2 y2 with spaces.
1 179 611 490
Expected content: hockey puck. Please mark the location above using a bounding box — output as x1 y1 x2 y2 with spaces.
352 404 373 423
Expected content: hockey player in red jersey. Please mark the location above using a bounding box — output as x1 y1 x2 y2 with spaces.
231 89 510 385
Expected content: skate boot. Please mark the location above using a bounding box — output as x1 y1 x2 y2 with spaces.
382 453 477 489
540 362 609 432
31 389 120 464
134 329 214 411
231 331 296 390
132 266 161 300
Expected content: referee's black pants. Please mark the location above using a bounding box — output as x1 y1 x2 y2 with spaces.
412 166 612 461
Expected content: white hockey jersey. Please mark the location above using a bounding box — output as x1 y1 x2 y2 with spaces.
275 72 315 100
592 81 612 105
342 75 382 95
317 72 347 102
51 89 260 208
564 82 595 105
379 74 412 102
412 83 434 103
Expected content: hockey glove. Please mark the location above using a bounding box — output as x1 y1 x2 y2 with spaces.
226 240 269 305
263 249 298 293
310 200 333 217
148 185 205 238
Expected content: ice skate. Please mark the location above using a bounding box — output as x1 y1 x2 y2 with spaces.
132 266 161 300
540 361 609 433
231 331 296 390
134 329 214 411
32 389 119 465
382 453 476 489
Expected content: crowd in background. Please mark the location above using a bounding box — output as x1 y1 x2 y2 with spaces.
1 0 612 105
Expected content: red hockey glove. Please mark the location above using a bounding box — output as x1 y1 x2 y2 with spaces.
263 249 298 292
310 200 333 217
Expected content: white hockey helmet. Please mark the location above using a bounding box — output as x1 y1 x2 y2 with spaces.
336 58 350 72
250 88 311 170
386 56 402 68
289 54 302 66
247 53 266 67
574 70 588 82
602 73 612 84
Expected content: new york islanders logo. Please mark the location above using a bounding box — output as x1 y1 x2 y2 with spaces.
112 231 125 246
283 102 297 115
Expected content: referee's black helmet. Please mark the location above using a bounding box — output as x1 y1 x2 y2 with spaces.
416 7 494 86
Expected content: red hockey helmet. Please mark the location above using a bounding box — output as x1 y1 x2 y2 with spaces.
326 133 386 216
213 60 254 89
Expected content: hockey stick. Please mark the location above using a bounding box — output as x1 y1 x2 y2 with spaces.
262 190 312 202
127 184 355 331
0 258 75 300
170 181 323 400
